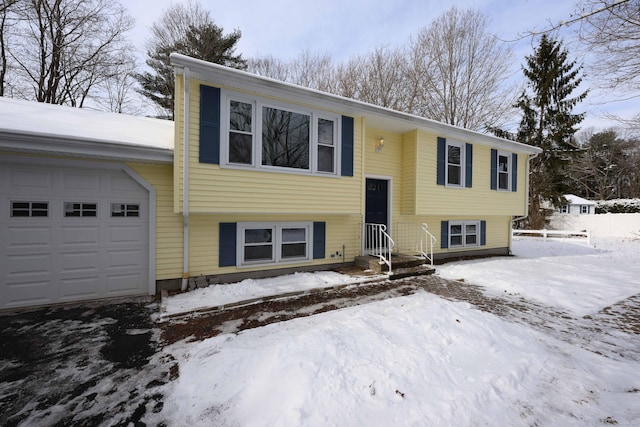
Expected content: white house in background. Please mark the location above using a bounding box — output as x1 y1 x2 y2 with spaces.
557 194 596 215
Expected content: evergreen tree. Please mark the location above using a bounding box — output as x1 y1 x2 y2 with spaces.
516 35 587 228
136 2 246 119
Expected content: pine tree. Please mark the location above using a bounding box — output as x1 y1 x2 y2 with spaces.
516 35 587 229
136 2 246 119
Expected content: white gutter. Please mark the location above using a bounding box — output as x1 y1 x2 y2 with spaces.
510 152 540 249
181 67 190 291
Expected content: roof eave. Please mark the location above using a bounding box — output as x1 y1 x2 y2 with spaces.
0 131 174 164
170 53 543 156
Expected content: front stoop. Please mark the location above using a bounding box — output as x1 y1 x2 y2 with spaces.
354 253 436 279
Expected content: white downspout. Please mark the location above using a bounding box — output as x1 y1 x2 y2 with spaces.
181 67 190 291
510 152 540 249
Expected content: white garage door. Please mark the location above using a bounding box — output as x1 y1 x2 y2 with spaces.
0 162 150 309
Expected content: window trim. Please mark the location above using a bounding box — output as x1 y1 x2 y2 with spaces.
448 220 480 249
10 201 49 218
110 202 141 218
580 205 589 214
496 150 512 191
237 221 313 267
64 202 98 218
220 90 341 177
445 140 466 188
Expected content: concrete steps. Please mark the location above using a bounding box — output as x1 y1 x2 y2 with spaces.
354 253 435 279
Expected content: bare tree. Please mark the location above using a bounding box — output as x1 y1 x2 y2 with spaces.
335 46 415 112
9 0 134 106
248 50 334 92
0 0 20 96
408 7 516 131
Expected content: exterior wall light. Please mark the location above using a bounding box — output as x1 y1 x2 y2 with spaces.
375 137 385 152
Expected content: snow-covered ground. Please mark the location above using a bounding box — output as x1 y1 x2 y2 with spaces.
162 271 374 317
152 237 640 426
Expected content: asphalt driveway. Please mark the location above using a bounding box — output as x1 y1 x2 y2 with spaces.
0 298 176 426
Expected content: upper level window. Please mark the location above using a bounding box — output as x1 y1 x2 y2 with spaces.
222 91 339 175
228 100 254 165
11 201 48 217
497 151 511 191
446 141 465 187
262 106 310 169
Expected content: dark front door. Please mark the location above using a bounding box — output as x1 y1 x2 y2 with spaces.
365 178 388 250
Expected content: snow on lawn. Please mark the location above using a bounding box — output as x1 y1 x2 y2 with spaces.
162 271 371 317
156 292 640 426
149 238 640 426
437 237 640 316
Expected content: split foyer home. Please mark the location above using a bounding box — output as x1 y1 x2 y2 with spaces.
0 53 542 310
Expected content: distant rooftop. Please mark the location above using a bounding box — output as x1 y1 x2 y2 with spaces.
564 194 596 205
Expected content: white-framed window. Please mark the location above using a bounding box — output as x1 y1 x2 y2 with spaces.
497 151 511 191
111 203 140 217
558 205 569 214
446 140 465 187
580 205 589 214
221 91 340 176
449 221 480 248
10 201 49 217
64 202 97 217
237 222 312 266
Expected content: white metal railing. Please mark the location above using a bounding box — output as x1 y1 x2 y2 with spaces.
512 229 592 245
362 223 395 272
394 222 436 266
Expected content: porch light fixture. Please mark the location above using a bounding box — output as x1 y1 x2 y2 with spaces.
375 137 384 152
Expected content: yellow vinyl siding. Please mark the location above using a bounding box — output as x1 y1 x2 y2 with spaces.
175 78 363 215
128 163 183 280
187 214 361 277
394 214 512 254
413 131 528 217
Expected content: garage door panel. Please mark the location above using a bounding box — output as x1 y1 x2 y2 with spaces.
62 171 100 191
10 168 52 191
6 226 52 248
108 249 144 269
108 225 146 245
106 273 144 293
1 163 150 310
6 253 52 276
60 251 100 273
59 276 100 299
60 226 100 247
3 280 52 307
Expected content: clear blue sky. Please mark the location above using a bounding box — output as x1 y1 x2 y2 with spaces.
126 0 637 132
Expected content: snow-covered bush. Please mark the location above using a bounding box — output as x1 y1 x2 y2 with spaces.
595 199 640 214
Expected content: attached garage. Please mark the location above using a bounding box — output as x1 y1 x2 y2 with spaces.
0 98 174 310
0 162 151 309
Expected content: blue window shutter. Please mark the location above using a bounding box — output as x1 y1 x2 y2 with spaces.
341 116 354 177
199 85 221 164
511 153 518 192
219 223 236 267
490 149 498 190
437 137 446 185
465 143 473 188
441 221 449 249
313 222 326 259
480 220 487 246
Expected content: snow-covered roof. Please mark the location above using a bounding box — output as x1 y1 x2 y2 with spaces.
564 194 596 205
0 97 173 163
